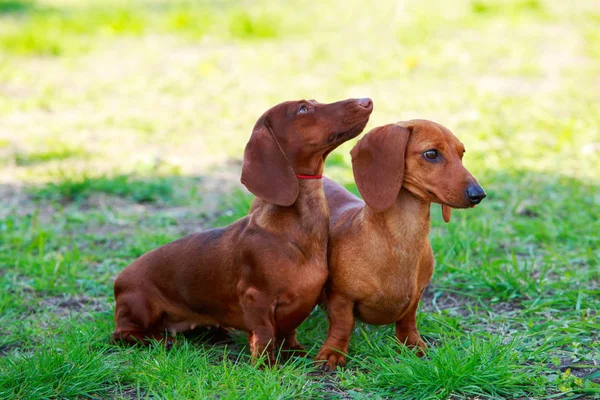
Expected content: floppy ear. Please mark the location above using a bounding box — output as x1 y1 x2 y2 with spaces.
241 117 299 206
351 124 410 212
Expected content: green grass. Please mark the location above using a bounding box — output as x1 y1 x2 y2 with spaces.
14 144 88 166
0 1 288 56
0 0 599 398
30 174 176 203
341 334 538 399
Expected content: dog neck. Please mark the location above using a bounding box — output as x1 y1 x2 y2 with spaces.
365 188 431 243
254 178 328 231
294 178 328 221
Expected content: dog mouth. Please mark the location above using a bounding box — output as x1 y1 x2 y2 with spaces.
425 189 473 209
327 120 369 144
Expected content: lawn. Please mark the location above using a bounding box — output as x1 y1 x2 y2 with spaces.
0 0 599 398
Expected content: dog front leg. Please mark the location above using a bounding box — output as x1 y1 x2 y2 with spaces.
241 287 277 367
314 292 355 371
395 299 427 354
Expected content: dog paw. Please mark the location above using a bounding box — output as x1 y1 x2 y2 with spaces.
314 348 346 372
410 338 427 357
396 331 427 356
165 337 175 350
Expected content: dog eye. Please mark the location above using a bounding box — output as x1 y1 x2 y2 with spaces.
298 105 309 114
423 150 438 160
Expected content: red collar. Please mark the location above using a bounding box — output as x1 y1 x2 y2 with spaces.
296 174 322 179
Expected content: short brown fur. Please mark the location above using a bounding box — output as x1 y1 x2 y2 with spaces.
315 120 485 370
112 98 373 365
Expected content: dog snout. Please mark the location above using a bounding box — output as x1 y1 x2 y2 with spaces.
357 98 373 109
465 184 486 205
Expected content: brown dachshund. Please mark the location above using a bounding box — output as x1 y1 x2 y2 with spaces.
314 120 486 370
112 98 373 365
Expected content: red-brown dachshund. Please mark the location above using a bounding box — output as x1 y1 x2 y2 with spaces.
112 98 373 365
315 120 486 370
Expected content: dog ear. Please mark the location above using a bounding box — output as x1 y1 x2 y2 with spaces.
351 124 410 212
241 116 299 206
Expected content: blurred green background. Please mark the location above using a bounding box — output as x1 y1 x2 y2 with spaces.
0 0 598 399
1 0 598 185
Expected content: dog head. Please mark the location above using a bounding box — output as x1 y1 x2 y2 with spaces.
351 120 485 222
242 98 373 206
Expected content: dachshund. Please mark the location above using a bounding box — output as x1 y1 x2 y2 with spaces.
112 98 373 365
314 120 486 370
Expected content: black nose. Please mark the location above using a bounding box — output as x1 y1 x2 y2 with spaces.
358 98 372 108
466 184 486 204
